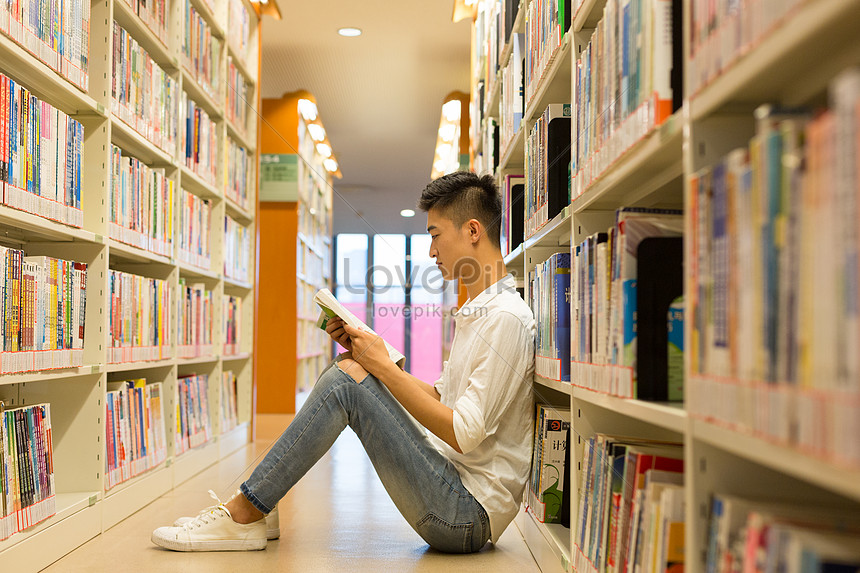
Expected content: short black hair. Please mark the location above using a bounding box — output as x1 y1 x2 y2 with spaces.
418 172 502 248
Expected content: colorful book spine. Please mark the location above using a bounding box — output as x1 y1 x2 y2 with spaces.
226 137 252 210
527 404 570 524
524 0 570 107
111 22 179 154
221 370 239 433
530 252 571 381
226 57 250 136
181 0 221 101
104 379 167 490
572 0 680 199
0 73 83 227
525 103 572 237
224 215 251 283
0 401 56 541
500 32 525 157
108 269 171 364
181 92 218 187
175 373 212 454
177 187 212 270
109 145 175 257
177 278 213 359
227 0 250 61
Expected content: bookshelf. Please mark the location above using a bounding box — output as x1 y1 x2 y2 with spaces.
471 0 860 570
0 0 264 568
257 91 334 414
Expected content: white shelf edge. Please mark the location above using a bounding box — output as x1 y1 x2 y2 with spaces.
524 207 572 250
224 195 255 223
110 113 176 166
0 205 101 244
0 364 102 386
223 276 253 290
107 237 174 265
106 358 175 373
112 0 176 71
573 0 605 32
504 243 524 268
226 117 256 154
222 352 252 361
534 374 574 397
524 34 572 122
692 418 860 502
179 163 224 201
515 508 571 573
571 386 687 434
181 68 223 121
102 464 172 530
226 42 257 87
175 355 219 367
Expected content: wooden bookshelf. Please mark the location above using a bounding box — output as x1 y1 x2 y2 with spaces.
0 0 266 566
470 0 860 570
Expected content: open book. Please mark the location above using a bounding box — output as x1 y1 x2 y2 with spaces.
314 288 406 368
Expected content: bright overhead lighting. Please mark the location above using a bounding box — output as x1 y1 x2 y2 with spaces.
433 159 446 173
400 209 415 218
337 27 362 37
436 143 453 158
438 124 457 142
323 158 338 172
306 123 326 141
442 100 461 122
297 99 318 121
316 143 332 158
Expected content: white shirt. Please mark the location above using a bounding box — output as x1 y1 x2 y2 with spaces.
429 274 535 543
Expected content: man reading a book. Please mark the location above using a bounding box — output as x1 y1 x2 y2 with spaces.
152 171 536 553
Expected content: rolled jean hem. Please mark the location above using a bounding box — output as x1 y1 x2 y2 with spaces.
239 482 273 515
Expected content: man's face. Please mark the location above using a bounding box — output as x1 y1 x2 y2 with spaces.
426 208 476 282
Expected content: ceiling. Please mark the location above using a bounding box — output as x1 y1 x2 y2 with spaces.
259 1 472 236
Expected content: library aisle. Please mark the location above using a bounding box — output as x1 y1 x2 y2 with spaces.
42 417 541 572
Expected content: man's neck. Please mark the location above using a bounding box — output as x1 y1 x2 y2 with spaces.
461 252 507 300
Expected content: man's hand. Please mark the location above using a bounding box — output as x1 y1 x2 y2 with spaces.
342 323 391 375
324 316 352 351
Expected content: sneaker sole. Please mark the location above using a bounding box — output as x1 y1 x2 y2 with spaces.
151 532 267 552
266 528 280 540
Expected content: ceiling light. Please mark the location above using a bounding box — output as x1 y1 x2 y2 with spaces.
442 100 461 122
316 143 332 158
400 209 415 218
297 99 318 121
306 123 326 141
337 27 362 37
433 159 446 173
323 158 338 172
436 143 453 158
438 124 457 142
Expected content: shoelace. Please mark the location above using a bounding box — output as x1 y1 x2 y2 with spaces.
181 490 232 530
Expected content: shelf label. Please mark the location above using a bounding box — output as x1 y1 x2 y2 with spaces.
260 154 299 202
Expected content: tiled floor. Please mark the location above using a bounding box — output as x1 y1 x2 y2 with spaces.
44 414 542 572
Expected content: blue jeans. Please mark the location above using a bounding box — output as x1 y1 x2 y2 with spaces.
240 360 491 553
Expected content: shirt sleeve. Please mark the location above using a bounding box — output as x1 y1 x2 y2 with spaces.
451 311 534 455
433 361 447 394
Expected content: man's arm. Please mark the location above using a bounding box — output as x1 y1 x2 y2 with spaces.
340 323 462 454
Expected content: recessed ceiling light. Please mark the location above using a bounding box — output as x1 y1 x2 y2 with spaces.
400 209 415 218
338 27 362 37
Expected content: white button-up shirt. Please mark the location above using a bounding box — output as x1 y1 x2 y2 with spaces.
430 274 536 543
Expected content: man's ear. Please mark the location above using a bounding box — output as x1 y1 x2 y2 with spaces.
466 219 483 244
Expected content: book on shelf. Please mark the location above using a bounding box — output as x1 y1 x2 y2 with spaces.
226 138 253 210
0 401 56 541
105 379 168 490
222 294 242 356
574 435 683 573
109 145 175 257
0 0 90 90
0 250 87 373
571 208 683 399
224 215 251 282
221 370 239 432
227 0 251 61
109 269 171 363
571 0 682 198
175 373 212 454
502 0 520 45
501 174 525 257
500 32 525 156
0 73 84 228
182 0 222 100
530 252 571 381
705 494 860 573
313 288 405 368
226 57 250 136
177 279 213 359
525 103 571 238
524 0 571 106
527 404 570 525
689 70 860 467
178 187 212 271
112 22 179 153
182 92 219 186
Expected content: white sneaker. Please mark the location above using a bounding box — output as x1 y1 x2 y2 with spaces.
173 490 280 540
152 499 266 551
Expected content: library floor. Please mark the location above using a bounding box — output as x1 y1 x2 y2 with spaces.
43 412 542 573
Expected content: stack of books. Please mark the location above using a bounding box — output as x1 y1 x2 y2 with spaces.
525 103 571 238
222 295 242 356
178 188 212 271
225 139 252 211
528 404 570 525
524 0 571 107
530 253 571 382
181 0 222 100
182 93 219 186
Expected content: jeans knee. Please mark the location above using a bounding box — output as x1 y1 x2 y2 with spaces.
336 358 369 383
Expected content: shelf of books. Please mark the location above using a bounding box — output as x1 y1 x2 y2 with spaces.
471 0 860 570
0 0 263 567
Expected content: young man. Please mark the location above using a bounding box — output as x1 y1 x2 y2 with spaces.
152 172 536 553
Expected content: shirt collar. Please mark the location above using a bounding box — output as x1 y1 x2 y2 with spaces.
455 274 517 322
